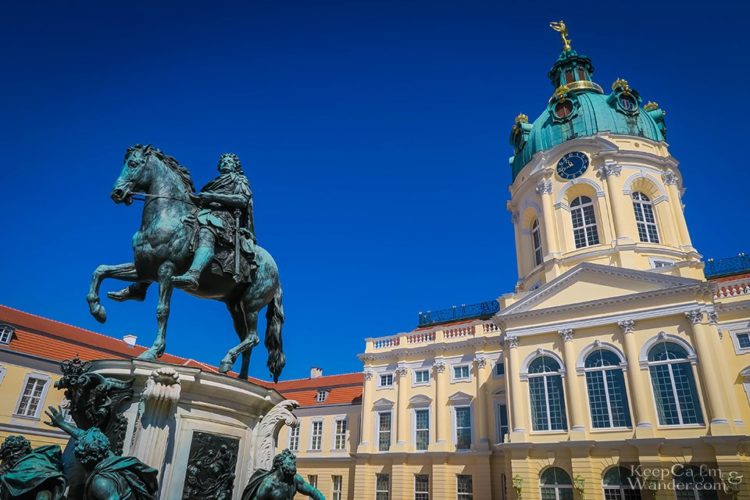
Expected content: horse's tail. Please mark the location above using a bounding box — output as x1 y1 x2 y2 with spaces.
265 284 285 383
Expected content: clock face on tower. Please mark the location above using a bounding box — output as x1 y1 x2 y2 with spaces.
556 151 589 180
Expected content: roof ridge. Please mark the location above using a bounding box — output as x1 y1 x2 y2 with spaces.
0 304 137 345
275 371 362 383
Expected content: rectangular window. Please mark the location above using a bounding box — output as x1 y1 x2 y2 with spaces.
455 407 472 450
738 333 750 349
379 374 393 388
378 412 392 451
311 421 323 450
453 365 470 381
288 425 300 452
376 474 390 500
334 419 347 450
495 362 505 376
457 475 473 500
414 369 430 384
316 390 328 402
15 376 47 417
415 409 429 451
308 475 317 488
415 474 429 500
495 403 509 442
332 475 342 500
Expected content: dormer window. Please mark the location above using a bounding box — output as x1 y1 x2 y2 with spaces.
0 325 14 344
316 390 329 403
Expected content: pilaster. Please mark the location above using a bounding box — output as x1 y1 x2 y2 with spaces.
395 364 410 450
358 370 375 452
434 360 450 450
595 159 629 243
684 309 731 434
559 328 585 436
505 335 528 441
618 319 655 437
474 354 491 450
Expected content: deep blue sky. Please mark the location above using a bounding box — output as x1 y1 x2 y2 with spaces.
1 1 747 382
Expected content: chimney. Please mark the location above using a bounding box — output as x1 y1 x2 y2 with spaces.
310 367 323 379
122 334 137 347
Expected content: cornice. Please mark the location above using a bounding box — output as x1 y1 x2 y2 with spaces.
503 301 706 338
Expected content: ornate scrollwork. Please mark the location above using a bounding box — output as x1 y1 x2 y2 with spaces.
558 328 574 342
617 319 636 334
54 358 133 455
685 309 704 325
253 400 300 473
504 335 519 349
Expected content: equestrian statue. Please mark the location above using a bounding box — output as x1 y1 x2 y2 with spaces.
86 145 285 381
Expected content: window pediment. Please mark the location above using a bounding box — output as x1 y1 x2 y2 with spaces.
408 394 432 408
372 397 395 411
447 391 473 406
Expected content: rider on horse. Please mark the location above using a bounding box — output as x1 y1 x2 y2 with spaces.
172 153 256 290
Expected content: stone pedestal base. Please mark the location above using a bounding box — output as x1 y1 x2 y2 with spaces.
88 359 296 500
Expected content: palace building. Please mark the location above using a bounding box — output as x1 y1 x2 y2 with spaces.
347 26 750 500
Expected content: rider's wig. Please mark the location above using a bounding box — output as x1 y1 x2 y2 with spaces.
219 153 243 174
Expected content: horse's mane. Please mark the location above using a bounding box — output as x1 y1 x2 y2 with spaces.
127 144 196 193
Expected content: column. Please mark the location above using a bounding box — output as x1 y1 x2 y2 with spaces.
595 160 628 243
131 367 181 473
395 364 409 449
434 360 450 449
618 320 655 437
535 177 559 255
662 170 693 248
474 354 490 449
559 329 585 434
707 309 744 429
505 335 527 439
358 370 375 452
685 309 730 433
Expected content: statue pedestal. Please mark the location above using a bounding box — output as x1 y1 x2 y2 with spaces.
87 359 293 500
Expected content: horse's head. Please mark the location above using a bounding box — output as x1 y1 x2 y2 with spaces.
111 144 153 205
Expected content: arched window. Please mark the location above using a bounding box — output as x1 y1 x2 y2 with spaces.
584 350 631 428
540 467 573 500
528 356 567 431
632 192 659 243
531 219 543 267
647 342 704 426
602 467 642 500
674 466 718 500
570 196 599 248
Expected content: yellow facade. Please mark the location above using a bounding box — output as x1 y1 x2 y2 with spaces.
0 354 68 448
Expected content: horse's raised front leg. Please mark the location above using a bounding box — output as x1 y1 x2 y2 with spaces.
87 263 141 323
138 262 175 361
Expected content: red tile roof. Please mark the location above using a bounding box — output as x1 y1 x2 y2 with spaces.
274 372 363 407
0 304 269 387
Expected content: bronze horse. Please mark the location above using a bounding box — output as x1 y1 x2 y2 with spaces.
86 145 285 381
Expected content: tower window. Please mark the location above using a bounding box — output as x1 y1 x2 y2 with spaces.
632 192 660 243
577 67 586 81
531 219 543 267
565 70 574 83
570 196 600 248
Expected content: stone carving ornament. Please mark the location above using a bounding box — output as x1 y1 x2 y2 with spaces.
253 400 300 473
54 357 134 455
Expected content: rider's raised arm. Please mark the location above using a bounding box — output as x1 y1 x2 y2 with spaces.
294 474 325 500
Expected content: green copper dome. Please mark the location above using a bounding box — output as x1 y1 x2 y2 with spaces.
509 47 667 181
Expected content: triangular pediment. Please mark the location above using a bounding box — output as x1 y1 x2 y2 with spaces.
447 391 474 406
372 398 395 411
503 263 702 314
408 394 432 407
